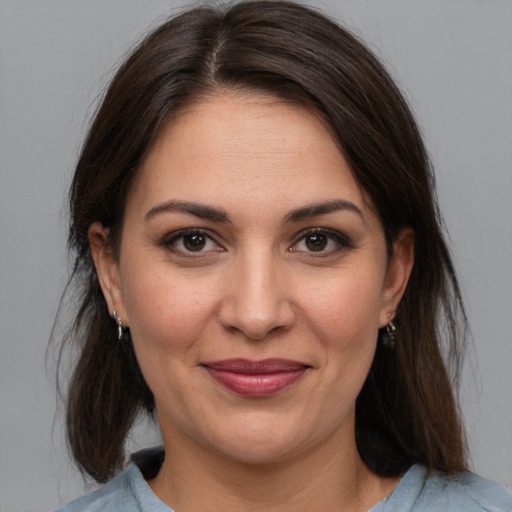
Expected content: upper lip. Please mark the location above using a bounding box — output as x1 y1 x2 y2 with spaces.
201 358 310 374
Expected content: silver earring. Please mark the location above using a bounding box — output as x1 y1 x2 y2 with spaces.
113 310 123 341
382 311 397 347
383 319 397 348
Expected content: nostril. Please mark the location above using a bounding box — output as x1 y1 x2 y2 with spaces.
218 302 295 340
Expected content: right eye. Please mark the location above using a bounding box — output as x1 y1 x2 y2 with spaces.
162 229 224 255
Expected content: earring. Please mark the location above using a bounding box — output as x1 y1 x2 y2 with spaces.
113 310 123 341
382 312 397 348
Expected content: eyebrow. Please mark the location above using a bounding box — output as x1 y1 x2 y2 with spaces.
145 198 364 224
145 200 230 223
283 199 364 223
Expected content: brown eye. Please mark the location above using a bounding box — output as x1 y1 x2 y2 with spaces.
305 233 328 251
290 229 352 255
183 233 207 251
162 229 224 255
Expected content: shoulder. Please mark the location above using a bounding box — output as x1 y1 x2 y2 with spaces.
425 470 512 512
55 447 168 512
55 465 140 512
55 462 173 512
374 465 512 512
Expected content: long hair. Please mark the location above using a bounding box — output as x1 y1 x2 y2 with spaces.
62 0 468 483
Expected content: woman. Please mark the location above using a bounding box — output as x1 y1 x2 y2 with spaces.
57 1 512 510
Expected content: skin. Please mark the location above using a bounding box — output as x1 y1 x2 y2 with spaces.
90 92 414 512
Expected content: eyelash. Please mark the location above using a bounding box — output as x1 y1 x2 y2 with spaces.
159 227 353 256
291 228 353 256
160 228 224 256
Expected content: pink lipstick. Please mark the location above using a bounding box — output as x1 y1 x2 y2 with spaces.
202 358 309 397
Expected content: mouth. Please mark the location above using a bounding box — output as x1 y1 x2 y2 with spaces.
200 358 310 397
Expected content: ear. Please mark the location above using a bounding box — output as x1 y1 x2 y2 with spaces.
379 227 414 327
89 222 128 324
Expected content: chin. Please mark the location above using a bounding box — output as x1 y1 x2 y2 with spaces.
199 418 318 466
215 439 303 466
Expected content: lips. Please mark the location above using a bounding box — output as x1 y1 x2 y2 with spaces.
201 358 309 397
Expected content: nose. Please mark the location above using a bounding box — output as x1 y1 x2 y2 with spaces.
218 250 295 340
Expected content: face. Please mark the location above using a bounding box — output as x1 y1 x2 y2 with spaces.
91 92 413 466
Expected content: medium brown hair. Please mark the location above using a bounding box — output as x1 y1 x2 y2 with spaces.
61 0 468 483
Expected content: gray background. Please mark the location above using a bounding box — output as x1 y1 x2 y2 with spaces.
1 1 511 510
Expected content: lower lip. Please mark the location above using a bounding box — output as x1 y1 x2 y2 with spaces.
204 367 307 397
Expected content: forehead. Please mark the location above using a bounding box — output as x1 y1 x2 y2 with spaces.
128 92 368 218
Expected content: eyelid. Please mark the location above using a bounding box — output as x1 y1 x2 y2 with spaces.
158 227 352 256
291 227 353 253
160 228 224 254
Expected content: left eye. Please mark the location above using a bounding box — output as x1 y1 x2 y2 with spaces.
291 230 348 253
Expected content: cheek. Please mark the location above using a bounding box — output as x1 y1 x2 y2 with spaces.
298 270 384 351
121 269 222 411
121 263 221 355
312 277 382 397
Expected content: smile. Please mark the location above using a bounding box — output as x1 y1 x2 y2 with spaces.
201 358 310 397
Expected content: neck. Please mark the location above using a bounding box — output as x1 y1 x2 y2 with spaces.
149 425 398 512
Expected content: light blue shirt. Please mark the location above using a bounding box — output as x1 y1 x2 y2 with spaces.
57 456 512 511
